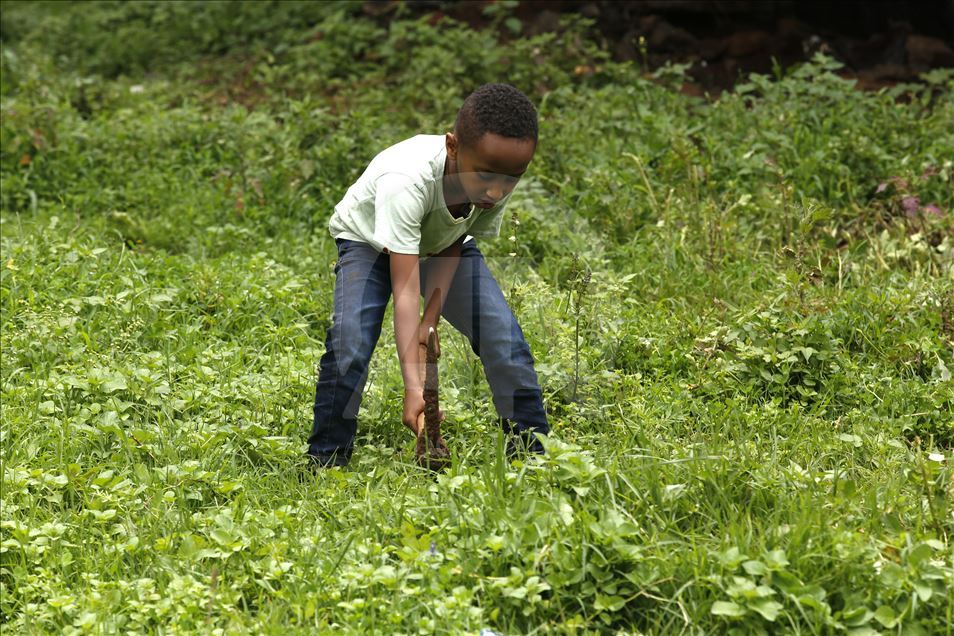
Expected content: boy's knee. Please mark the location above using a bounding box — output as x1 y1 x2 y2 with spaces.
329 334 377 374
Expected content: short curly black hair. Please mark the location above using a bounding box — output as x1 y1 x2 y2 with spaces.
454 83 538 148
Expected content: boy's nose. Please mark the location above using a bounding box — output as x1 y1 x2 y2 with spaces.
486 187 503 201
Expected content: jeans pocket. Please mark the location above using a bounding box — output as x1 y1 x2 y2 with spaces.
334 239 354 274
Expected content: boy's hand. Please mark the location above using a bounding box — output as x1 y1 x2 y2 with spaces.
402 388 444 436
402 389 426 435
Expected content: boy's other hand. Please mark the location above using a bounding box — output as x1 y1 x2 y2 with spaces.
418 322 441 358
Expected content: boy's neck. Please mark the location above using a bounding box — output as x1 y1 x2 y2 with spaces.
442 157 471 217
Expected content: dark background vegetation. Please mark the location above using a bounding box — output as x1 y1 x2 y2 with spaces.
3 0 953 93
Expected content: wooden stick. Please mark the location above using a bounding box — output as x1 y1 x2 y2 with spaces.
415 327 450 470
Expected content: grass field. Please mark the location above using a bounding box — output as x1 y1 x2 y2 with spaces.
1 2 952 633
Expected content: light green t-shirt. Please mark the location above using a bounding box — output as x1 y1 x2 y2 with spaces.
328 135 509 256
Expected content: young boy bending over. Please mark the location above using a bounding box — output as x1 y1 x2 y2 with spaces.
307 83 550 467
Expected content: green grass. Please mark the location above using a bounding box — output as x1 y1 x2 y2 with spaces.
1 2 953 633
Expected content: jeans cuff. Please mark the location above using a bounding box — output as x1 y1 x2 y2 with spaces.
503 424 547 458
306 451 351 468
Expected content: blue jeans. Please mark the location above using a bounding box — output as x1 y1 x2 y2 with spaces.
308 239 549 465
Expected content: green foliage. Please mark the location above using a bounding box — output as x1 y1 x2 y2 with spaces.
0 0 347 78
701 304 847 404
2 3 953 633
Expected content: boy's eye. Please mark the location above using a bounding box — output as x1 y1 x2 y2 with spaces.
477 172 519 185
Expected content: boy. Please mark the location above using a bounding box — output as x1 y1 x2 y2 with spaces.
307 83 549 467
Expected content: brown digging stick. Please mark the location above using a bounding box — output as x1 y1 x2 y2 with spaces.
415 326 451 471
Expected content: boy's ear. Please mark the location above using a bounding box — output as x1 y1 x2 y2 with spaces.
445 132 458 161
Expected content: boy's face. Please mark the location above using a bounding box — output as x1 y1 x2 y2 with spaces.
446 132 535 209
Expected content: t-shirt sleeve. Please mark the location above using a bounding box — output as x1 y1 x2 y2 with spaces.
372 173 427 254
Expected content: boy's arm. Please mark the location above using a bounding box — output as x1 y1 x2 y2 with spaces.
390 252 425 433
421 236 464 339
